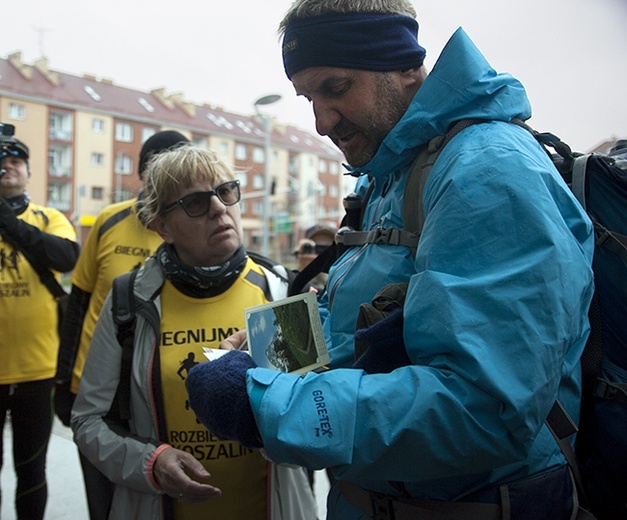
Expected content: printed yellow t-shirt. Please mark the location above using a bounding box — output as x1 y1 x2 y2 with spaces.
70 199 162 393
159 260 271 520
0 204 76 384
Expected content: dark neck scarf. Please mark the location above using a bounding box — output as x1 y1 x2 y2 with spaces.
4 192 30 215
156 242 248 298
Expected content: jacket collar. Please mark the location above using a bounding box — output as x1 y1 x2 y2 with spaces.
345 28 532 181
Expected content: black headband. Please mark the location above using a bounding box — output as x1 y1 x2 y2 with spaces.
282 13 427 80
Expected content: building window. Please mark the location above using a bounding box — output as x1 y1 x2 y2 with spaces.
8 103 25 120
92 118 105 133
288 155 299 174
252 200 263 215
252 174 264 190
142 127 156 143
84 85 102 102
330 185 339 198
319 159 327 173
48 144 72 177
236 171 248 189
92 186 104 200
252 147 265 163
219 141 229 155
239 200 247 214
91 153 104 166
49 111 73 141
115 123 133 142
235 144 247 161
47 181 71 211
115 154 133 175
329 162 339 175
138 97 155 113
193 135 207 147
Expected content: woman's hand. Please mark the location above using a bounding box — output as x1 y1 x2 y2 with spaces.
219 329 248 351
153 446 222 502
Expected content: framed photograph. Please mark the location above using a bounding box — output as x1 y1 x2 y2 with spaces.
245 291 330 375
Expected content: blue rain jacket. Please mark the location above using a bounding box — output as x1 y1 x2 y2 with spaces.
247 28 594 518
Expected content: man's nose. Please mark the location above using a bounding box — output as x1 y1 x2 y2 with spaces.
313 101 342 137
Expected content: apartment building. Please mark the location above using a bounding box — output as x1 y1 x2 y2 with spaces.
0 52 349 262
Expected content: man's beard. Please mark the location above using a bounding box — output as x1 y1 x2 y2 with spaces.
329 73 411 167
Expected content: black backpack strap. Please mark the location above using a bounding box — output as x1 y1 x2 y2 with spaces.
289 242 339 296
545 401 593 511
592 219 627 266
110 268 140 428
247 250 298 285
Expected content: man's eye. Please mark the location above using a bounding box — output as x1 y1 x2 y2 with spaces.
325 81 351 97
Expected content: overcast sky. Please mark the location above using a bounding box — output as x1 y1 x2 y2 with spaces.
3 0 626 152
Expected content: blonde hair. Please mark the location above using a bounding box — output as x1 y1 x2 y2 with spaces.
140 144 236 225
278 0 417 36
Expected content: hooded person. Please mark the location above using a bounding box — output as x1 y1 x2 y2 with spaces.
54 129 190 520
184 1 595 519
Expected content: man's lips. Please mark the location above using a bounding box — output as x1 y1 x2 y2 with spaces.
212 224 233 237
333 132 358 148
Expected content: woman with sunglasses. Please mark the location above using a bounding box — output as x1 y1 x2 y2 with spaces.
71 145 316 520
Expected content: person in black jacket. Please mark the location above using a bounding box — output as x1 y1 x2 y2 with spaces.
0 133 79 520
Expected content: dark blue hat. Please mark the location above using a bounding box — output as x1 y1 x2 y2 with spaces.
138 130 190 178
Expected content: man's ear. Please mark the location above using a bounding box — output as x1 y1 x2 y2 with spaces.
399 66 427 89
150 218 174 243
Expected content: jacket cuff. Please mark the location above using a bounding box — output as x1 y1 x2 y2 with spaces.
148 443 172 492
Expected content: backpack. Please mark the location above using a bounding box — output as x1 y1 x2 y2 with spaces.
293 119 627 520
536 134 627 520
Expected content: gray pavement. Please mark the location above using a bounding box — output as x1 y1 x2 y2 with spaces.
1 417 329 519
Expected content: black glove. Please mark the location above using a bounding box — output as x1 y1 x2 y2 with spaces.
0 197 18 234
53 381 76 427
186 350 262 448
353 308 411 374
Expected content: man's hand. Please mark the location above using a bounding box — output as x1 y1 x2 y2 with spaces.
186 350 262 448
353 308 411 374
153 447 221 502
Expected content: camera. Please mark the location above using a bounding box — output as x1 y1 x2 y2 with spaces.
0 122 15 138
0 122 20 178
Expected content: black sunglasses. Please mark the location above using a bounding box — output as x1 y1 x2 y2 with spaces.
163 180 241 217
296 243 331 256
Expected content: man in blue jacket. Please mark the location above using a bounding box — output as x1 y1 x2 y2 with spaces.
185 1 595 518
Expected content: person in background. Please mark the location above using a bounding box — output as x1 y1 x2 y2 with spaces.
54 130 190 520
71 144 316 520
184 1 595 519
293 238 326 293
0 133 79 520
305 223 335 254
293 223 337 294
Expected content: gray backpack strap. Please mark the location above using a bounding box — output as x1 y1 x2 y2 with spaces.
337 119 486 255
571 155 589 210
402 119 486 254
